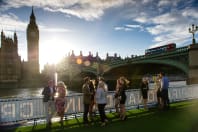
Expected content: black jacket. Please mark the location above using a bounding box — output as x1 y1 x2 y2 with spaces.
42 86 56 102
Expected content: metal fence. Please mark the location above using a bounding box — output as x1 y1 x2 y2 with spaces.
1 84 198 125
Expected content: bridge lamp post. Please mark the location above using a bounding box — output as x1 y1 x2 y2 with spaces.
189 24 198 44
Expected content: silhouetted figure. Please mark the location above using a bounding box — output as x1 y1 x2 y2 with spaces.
96 81 108 126
42 80 56 129
82 77 92 125
160 72 170 110
55 81 67 127
140 77 149 110
117 76 127 120
155 74 162 109
114 79 120 114
89 79 96 121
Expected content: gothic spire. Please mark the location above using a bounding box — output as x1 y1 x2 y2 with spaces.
14 31 17 42
1 29 4 40
1 29 3 35
14 31 18 51
30 6 35 21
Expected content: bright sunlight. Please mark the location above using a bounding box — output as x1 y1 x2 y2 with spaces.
39 37 74 70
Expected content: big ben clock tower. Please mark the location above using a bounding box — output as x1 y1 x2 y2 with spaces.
27 7 39 76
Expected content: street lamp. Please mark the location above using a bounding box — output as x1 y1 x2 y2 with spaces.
189 24 198 44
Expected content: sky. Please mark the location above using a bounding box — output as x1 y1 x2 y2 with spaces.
0 0 198 70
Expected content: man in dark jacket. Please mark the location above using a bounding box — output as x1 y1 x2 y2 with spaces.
42 80 56 128
82 77 92 125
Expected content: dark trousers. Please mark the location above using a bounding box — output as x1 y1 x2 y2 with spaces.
83 104 90 123
98 104 107 122
161 89 170 109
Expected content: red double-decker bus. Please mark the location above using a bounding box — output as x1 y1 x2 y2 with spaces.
145 43 176 55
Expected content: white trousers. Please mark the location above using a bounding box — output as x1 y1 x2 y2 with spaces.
44 100 55 123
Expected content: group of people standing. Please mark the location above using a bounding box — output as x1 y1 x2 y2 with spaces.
41 72 169 129
82 76 109 127
41 76 111 128
82 76 129 127
140 72 170 110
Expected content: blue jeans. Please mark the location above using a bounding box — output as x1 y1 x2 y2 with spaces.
161 89 170 109
97 104 107 122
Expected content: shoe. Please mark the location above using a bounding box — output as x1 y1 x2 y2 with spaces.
101 122 106 127
90 117 94 122
46 125 49 129
84 123 89 127
121 115 127 121
46 122 51 129
104 119 108 123
59 121 64 127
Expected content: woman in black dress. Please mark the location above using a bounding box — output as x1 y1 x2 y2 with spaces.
117 76 127 120
140 77 149 110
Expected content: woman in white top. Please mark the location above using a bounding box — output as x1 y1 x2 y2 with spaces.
95 81 108 126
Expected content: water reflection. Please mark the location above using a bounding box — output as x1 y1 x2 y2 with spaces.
0 87 43 98
0 81 186 98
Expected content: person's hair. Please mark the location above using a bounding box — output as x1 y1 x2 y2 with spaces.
98 82 104 88
142 77 147 82
98 81 106 91
119 76 130 85
48 80 54 86
57 81 66 88
99 76 105 81
48 79 53 83
84 76 90 83
160 72 165 76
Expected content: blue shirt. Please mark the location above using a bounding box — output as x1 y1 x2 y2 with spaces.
161 76 169 90
96 87 107 104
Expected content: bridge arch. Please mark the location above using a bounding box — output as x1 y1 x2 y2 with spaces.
105 59 188 75
81 67 97 75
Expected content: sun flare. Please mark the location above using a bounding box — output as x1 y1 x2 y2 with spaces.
40 37 73 67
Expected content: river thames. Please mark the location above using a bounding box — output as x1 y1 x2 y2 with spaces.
0 81 186 98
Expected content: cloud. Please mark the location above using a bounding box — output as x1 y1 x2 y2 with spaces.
0 13 27 32
114 26 125 31
40 26 71 33
126 24 144 31
1 0 197 50
114 24 143 31
182 8 198 19
157 0 181 7
145 9 195 46
127 0 198 47
112 0 197 48
1 0 131 21
114 26 132 31
0 13 71 35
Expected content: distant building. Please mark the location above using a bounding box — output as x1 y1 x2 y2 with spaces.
0 31 21 87
0 7 42 88
105 53 121 62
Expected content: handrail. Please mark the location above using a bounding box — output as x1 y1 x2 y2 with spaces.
0 84 198 125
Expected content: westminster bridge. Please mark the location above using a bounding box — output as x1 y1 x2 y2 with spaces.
48 43 198 90
76 44 198 85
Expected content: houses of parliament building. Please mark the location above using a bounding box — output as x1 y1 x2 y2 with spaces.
0 8 42 88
